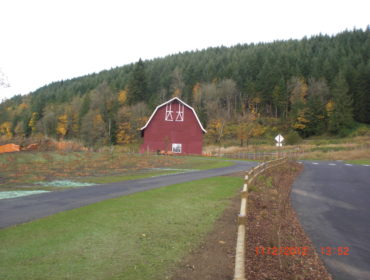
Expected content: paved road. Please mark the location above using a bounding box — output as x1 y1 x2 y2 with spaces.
0 160 257 229
292 161 370 280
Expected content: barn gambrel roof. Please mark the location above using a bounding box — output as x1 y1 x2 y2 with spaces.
140 97 207 133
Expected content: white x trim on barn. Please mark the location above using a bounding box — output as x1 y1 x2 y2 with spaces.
140 97 207 133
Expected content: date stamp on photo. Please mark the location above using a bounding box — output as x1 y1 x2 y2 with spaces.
255 246 310 256
320 246 350 256
255 246 350 256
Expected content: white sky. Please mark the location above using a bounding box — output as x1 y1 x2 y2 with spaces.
0 0 369 101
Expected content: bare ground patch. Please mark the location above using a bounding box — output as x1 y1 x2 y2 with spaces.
170 191 240 280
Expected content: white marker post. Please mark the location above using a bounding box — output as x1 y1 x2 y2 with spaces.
275 134 284 159
275 134 284 147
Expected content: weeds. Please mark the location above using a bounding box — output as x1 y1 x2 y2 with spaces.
0 152 232 190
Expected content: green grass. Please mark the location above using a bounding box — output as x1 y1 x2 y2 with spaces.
346 159 370 165
0 176 242 280
310 146 351 152
83 157 234 184
83 170 185 184
173 156 234 170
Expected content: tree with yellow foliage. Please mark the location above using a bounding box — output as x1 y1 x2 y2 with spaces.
234 114 266 147
56 114 68 138
28 112 39 135
206 118 227 144
0 122 12 138
292 109 310 131
116 107 133 144
118 90 128 105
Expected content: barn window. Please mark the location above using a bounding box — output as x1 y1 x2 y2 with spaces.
172 143 182 153
165 103 173 121
175 103 184 121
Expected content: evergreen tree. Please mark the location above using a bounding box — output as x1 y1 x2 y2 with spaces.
127 59 148 104
328 73 354 134
79 94 90 123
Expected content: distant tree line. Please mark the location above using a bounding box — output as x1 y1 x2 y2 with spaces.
0 28 369 146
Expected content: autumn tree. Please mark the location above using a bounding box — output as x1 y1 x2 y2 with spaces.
206 118 227 144
288 77 310 134
56 114 68 138
218 79 240 119
116 107 133 145
0 122 12 138
28 112 39 135
118 89 128 105
89 82 118 144
14 121 25 138
288 76 308 112
80 110 107 146
130 102 149 140
234 113 266 146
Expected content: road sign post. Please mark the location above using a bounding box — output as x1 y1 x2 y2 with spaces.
275 134 284 158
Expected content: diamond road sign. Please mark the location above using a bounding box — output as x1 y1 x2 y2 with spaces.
275 134 284 143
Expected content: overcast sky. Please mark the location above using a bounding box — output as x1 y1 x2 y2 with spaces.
0 0 369 101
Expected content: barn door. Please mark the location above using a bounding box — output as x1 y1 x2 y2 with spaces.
172 143 182 153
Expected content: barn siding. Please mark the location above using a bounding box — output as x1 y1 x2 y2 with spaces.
140 99 203 155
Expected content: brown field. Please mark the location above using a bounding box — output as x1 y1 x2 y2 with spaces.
0 148 186 190
204 136 370 161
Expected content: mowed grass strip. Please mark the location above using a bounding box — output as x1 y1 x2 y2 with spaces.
0 176 242 280
346 159 370 165
84 159 234 184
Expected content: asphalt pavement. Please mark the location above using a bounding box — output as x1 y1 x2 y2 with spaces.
0 160 257 229
292 161 370 280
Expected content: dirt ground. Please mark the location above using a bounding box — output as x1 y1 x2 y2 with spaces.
170 189 240 280
170 162 333 280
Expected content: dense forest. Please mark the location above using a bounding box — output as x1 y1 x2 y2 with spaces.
0 28 369 147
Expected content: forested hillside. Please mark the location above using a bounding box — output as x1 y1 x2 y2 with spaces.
0 28 369 146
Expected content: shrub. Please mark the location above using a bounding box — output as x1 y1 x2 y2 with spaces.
285 131 303 145
351 126 370 137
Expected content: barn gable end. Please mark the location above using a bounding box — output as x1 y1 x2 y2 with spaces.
140 97 206 155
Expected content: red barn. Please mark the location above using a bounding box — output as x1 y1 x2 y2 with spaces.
140 97 206 155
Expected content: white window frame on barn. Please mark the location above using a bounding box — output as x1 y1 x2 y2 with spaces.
172 143 182 153
165 103 173 121
175 103 184 121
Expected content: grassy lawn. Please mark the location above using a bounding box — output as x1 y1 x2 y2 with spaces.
346 159 370 165
83 169 184 184
0 176 242 280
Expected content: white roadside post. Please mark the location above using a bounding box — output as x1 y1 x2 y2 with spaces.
275 134 284 158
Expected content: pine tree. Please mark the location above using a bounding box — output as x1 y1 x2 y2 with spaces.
127 59 148 104
79 94 90 125
328 73 354 134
